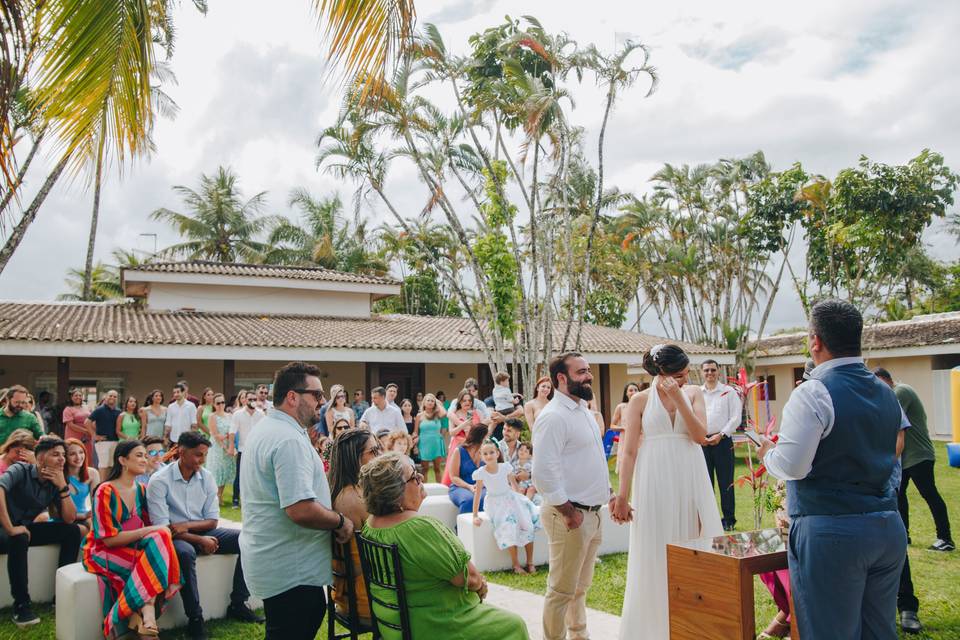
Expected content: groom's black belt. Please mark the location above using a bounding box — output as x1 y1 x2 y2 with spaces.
570 502 602 512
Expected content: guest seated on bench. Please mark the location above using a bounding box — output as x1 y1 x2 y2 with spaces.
0 435 82 628
359 452 528 639
82 440 180 638
147 431 263 640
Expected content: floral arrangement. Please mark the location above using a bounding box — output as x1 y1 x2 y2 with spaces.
729 367 784 530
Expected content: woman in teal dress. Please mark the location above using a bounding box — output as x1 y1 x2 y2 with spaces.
205 393 236 504
359 452 528 640
415 393 447 482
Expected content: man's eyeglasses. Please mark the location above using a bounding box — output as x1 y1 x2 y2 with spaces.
702 368 718 373
147 449 166 457
293 389 324 400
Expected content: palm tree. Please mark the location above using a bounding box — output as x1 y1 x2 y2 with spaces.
57 262 123 301
151 166 276 263
1 0 413 274
264 189 387 275
0 0 205 276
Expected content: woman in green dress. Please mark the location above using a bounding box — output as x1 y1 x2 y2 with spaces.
115 396 142 441
196 387 215 437
359 452 528 640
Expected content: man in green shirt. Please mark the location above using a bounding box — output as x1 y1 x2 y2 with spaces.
0 386 43 446
874 369 953 551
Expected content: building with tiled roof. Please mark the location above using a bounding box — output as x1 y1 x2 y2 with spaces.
0 261 731 426
751 312 960 439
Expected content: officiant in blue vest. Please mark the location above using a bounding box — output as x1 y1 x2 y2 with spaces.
758 299 907 640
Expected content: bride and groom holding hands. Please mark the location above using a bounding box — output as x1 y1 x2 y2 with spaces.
532 346 723 640
534 298 907 640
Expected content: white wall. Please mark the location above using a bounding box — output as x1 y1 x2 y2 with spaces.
146 282 372 317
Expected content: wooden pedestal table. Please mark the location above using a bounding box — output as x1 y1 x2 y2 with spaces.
667 528 798 640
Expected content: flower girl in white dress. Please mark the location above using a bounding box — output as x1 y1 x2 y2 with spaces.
472 439 542 574
611 345 724 639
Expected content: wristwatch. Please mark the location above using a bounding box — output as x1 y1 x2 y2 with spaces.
334 512 345 530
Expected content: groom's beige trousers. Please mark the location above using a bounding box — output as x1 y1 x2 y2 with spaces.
542 504 603 640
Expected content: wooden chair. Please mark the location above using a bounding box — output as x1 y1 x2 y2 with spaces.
356 533 413 640
327 539 377 640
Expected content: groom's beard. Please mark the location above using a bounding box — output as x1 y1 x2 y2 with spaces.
568 380 593 402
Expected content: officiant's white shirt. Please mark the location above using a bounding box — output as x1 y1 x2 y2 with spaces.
533 392 611 507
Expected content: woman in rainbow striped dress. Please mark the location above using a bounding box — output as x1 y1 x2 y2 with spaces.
82 440 181 638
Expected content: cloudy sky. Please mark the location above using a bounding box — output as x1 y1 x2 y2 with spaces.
2 0 958 334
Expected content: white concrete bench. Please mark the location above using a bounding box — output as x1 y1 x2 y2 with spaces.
417 494 460 531
423 482 447 497
458 505 631 572
0 545 60 608
56 554 262 640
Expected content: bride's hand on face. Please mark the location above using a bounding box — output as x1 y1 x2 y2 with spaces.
657 375 683 400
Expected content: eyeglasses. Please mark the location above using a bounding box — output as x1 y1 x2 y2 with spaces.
363 444 383 456
293 389 324 400
404 471 424 486
702 368 718 373
147 449 166 457
215 401 225 405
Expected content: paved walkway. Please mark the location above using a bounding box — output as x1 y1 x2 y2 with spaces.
485 582 621 640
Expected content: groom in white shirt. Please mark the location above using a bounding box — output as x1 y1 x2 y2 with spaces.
533 352 614 640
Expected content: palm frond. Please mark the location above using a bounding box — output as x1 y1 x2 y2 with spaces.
312 0 416 103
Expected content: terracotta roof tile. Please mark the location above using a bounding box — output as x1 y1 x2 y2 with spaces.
124 261 399 286
0 301 726 355
753 312 960 358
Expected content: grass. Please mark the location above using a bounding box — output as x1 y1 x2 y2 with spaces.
2 443 957 639
488 440 960 639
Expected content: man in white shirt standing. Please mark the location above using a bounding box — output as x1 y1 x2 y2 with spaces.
700 359 743 531
533 352 613 640
359 386 406 433
164 383 198 446
230 391 264 508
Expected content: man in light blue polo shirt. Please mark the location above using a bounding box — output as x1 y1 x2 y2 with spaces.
240 361 354 640
147 431 262 640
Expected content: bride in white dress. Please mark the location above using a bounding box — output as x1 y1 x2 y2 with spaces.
612 344 724 639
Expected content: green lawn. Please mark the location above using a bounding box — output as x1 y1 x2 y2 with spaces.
489 440 960 639
2 443 957 639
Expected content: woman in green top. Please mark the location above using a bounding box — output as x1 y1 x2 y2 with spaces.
115 395 142 440
359 452 528 640
196 387 214 436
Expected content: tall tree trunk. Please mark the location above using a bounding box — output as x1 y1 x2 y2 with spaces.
82 130 107 300
574 80 616 348
0 154 70 273
0 127 46 219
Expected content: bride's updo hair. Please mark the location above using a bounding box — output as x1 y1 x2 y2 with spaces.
642 344 690 376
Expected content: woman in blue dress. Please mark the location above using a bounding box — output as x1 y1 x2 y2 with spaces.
64 438 101 537
447 423 487 514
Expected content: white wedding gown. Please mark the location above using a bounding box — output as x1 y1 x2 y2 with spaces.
618 379 724 639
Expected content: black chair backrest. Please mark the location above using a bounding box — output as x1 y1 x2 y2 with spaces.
356 532 413 640
327 539 368 639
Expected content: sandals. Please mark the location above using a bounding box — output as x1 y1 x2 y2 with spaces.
526 563 536 574
512 565 527 575
757 617 790 639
